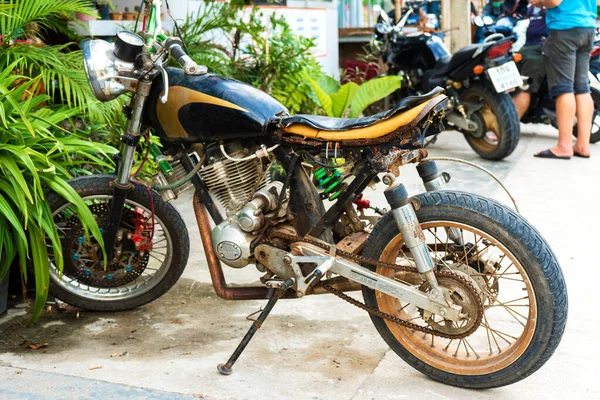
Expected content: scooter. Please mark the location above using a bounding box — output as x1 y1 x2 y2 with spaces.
372 1 522 160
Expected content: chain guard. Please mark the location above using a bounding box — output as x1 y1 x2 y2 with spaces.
62 203 151 288
268 232 484 340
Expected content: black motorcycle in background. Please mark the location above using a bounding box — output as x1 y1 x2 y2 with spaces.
371 1 522 160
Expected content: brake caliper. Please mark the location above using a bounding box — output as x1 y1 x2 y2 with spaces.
129 207 153 252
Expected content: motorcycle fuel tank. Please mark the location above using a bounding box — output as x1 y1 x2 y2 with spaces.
146 68 288 142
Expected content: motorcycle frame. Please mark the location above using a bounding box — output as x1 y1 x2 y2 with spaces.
110 58 445 303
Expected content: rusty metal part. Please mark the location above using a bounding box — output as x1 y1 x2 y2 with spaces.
310 277 361 294
343 204 366 233
336 232 369 255
254 244 295 281
194 193 287 300
267 231 484 340
370 148 429 175
418 275 481 335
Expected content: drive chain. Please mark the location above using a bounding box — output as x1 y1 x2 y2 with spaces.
268 232 484 340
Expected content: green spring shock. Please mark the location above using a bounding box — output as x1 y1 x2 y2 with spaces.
314 161 346 201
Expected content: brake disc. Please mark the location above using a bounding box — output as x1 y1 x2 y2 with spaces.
62 203 150 288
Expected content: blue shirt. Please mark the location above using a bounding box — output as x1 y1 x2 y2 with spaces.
546 0 597 31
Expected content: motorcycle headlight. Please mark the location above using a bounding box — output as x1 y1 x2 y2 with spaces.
82 39 136 102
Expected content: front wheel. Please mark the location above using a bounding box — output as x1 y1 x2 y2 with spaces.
47 175 190 311
361 190 567 389
460 82 520 160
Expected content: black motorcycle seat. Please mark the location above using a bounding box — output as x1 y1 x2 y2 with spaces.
278 88 447 142
280 87 444 131
433 44 480 76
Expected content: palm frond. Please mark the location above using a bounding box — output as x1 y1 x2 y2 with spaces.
0 72 114 324
0 0 93 40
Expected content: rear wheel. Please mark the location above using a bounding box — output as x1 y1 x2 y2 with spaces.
361 191 567 388
573 88 600 144
460 82 520 160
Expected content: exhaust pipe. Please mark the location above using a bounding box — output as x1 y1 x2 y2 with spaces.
193 192 361 299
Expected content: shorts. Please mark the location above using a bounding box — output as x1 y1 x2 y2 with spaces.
518 45 545 93
543 28 595 99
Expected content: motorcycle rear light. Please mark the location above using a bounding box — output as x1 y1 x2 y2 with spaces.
513 53 523 63
473 65 484 75
487 42 512 59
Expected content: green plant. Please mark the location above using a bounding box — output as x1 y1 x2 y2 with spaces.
306 74 402 118
180 0 323 114
0 69 116 323
0 0 123 123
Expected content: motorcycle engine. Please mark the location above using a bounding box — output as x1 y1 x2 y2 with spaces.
200 142 285 268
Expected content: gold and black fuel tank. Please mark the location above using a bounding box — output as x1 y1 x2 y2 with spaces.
145 68 288 143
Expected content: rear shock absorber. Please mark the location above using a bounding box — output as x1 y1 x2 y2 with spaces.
313 162 347 201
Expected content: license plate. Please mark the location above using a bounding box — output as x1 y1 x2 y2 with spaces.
487 61 523 92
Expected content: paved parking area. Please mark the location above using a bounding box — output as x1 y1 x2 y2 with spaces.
1 125 598 399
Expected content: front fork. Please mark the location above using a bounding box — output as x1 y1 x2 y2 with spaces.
102 86 150 264
383 160 460 294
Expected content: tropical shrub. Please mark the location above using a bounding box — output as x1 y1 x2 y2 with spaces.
306 74 402 118
0 70 116 323
179 0 323 114
0 0 123 122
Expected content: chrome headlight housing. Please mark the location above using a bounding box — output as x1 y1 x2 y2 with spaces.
82 39 137 102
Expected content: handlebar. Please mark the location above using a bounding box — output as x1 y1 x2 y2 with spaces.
163 37 207 76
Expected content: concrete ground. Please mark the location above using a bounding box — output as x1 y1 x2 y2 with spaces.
1 125 598 399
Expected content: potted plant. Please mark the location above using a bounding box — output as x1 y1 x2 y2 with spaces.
110 10 123 20
123 6 137 21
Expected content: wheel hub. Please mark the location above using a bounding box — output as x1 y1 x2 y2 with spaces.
419 275 482 335
63 203 151 288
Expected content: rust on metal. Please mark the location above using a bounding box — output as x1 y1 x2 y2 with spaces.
193 193 289 300
336 232 369 255
370 147 429 175
310 277 361 294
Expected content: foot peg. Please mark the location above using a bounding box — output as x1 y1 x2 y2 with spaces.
217 277 295 375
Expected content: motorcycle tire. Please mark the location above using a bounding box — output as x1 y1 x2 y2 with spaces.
362 190 567 389
47 175 190 312
573 87 600 144
461 82 520 160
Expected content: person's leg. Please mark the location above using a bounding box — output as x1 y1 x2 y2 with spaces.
539 30 577 157
572 29 595 157
574 94 593 156
553 93 577 156
513 91 531 119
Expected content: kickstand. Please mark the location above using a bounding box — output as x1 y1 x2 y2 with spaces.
217 278 295 375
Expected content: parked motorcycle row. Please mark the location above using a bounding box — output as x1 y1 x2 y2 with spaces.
371 0 600 161
46 0 567 390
